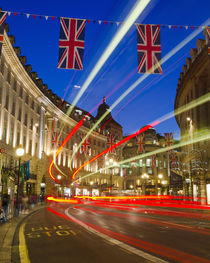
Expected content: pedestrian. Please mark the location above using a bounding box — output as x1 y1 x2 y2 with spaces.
2 193 10 222
22 194 29 214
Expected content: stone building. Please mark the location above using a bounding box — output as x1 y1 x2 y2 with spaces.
174 29 210 204
122 128 180 195
0 23 123 208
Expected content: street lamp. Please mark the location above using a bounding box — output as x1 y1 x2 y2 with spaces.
16 145 24 215
57 175 62 180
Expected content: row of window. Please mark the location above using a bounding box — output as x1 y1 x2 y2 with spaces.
0 60 40 115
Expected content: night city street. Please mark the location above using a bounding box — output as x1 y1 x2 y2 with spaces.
0 0 210 262
11 203 210 263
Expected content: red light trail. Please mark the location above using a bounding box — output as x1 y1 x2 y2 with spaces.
46 196 80 204
72 123 159 179
48 206 210 263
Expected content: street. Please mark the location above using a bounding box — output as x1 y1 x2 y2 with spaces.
12 203 210 263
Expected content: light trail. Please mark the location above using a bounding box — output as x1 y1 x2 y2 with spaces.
70 19 210 163
59 0 151 133
74 196 210 210
74 207 210 232
72 124 155 179
50 18 209 181
77 129 210 181
72 92 210 180
48 119 85 182
46 196 80 204
97 51 189 136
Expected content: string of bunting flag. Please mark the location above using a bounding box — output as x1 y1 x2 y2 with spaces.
3 10 208 30
1 10 209 73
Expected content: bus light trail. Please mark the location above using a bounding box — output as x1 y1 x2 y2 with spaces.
46 196 80 204
74 195 210 210
51 19 209 182
74 206 210 235
72 92 209 180
76 128 210 182
48 119 85 182
72 124 156 179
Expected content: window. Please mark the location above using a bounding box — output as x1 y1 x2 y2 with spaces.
24 113 28 126
31 100 34 109
11 101 15 116
147 168 153 175
19 87 23 98
23 136 26 148
9 127 13 146
146 158 151 167
30 118 33 130
36 106 40 114
13 80 17 91
5 93 9 110
16 132 20 146
139 159 143 167
98 141 100 147
102 143 105 148
2 120 7 143
29 140 32 155
164 161 167 169
7 70 12 84
25 95 29 104
0 59 3 73
18 108 21 121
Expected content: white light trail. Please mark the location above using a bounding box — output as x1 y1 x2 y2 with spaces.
71 19 210 165
65 0 151 118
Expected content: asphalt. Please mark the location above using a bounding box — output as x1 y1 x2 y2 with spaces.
0 204 45 263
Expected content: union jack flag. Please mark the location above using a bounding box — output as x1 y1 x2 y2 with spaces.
206 27 210 55
0 11 7 56
58 18 86 70
52 132 62 147
136 134 145 153
170 151 177 169
80 136 90 155
107 134 116 154
136 24 162 74
164 133 173 151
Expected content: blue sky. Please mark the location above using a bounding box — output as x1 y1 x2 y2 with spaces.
1 0 209 138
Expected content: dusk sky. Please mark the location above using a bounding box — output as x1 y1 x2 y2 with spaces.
1 0 209 138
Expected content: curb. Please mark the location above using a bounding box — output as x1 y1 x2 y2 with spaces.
0 205 45 263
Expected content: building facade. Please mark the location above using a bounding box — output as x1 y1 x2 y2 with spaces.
0 23 123 211
174 29 210 204
122 128 182 195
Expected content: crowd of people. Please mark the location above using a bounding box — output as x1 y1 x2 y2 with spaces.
0 193 45 222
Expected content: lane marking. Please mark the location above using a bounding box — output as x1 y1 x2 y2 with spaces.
65 208 168 263
19 222 30 263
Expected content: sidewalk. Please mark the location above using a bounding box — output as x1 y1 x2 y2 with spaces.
0 204 45 263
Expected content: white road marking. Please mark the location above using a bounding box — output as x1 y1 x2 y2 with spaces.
65 208 169 263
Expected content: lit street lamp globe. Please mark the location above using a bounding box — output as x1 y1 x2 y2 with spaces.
16 146 24 157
